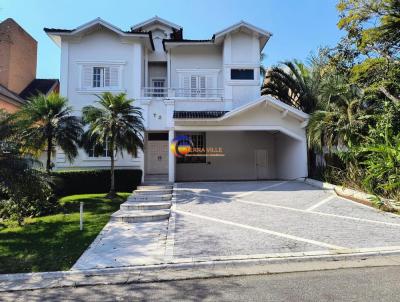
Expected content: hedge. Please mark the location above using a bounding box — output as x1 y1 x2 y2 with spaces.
52 169 142 196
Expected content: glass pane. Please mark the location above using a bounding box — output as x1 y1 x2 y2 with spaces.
230 69 254 80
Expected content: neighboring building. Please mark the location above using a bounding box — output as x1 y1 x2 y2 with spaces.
45 16 309 182
0 18 59 113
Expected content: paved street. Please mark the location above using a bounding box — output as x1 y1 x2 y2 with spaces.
4 266 400 301
172 181 400 259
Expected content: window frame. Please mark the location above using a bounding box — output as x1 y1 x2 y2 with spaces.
230 68 255 80
77 61 126 93
87 139 111 159
177 132 207 164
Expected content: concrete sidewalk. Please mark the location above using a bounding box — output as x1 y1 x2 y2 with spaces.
1 250 400 292
72 220 169 270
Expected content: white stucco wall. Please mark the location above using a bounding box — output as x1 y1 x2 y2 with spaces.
222 32 261 108
275 133 308 179
175 131 276 181
65 30 143 112
56 29 144 170
169 45 223 89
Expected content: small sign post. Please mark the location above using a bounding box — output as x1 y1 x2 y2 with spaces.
80 202 83 231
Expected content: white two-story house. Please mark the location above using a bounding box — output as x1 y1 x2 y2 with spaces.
45 16 309 182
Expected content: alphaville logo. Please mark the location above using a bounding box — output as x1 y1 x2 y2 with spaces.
170 135 193 157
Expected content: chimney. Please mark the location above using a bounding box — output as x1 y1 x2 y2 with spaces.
0 18 37 93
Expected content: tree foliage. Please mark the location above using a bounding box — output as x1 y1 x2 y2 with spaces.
337 0 400 59
81 92 145 198
14 93 83 172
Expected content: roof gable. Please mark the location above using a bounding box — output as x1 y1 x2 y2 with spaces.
220 95 308 122
214 21 272 50
131 16 181 32
44 18 154 50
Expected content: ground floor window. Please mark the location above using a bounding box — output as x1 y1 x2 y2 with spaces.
88 140 111 158
177 132 206 164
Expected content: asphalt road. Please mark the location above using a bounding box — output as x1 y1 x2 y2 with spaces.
3 266 400 301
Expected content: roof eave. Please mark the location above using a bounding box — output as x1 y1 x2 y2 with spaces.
131 16 182 31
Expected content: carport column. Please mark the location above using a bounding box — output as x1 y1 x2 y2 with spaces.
168 129 175 183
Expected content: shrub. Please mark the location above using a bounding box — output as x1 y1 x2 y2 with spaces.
0 155 58 224
52 169 142 196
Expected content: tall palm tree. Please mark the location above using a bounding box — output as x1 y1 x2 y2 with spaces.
261 60 321 113
81 92 145 198
260 52 266 80
15 93 83 172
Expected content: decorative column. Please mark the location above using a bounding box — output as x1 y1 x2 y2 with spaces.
168 129 175 183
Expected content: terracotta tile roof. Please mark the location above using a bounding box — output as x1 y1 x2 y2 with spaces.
19 79 59 99
0 84 25 105
173 111 228 119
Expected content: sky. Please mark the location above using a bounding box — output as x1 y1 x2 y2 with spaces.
0 0 344 79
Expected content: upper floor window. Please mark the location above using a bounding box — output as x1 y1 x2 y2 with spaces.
93 67 110 88
177 69 220 98
79 63 123 90
231 69 254 80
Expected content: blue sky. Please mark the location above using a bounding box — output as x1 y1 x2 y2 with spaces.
1 0 343 79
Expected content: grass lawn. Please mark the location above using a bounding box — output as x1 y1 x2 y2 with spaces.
0 193 129 274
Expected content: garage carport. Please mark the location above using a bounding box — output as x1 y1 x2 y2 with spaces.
171 96 309 182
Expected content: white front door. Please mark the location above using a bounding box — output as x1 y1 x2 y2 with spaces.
146 140 168 174
255 149 268 179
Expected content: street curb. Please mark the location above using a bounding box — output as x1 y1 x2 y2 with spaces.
2 250 400 292
300 178 399 212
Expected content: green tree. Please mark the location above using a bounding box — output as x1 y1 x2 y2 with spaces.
15 93 83 172
350 57 400 103
81 92 145 198
307 79 368 152
337 0 400 60
0 111 57 224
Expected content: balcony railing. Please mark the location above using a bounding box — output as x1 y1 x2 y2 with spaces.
141 87 224 99
173 88 224 98
142 87 168 98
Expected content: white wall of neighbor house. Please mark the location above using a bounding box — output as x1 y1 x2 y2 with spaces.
175 131 276 181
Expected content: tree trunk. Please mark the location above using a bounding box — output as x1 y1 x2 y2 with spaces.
380 86 400 103
46 135 52 173
107 136 116 199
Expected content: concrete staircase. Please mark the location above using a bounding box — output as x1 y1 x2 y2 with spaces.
111 184 173 223
143 174 170 184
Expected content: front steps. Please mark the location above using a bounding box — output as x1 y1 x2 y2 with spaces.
143 174 170 184
111 184 173 223
128 194 172 202
120 201 172 211
111 209 170 223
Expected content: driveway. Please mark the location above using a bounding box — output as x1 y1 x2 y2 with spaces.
171 181 400 259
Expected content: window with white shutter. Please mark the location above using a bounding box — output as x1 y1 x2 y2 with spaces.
177 70 219 98
79 64 122 90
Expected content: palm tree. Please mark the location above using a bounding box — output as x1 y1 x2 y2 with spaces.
307 79 368 153
261 60 321 113
260 52 266 80
15 93 83 172
81 92 145 198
